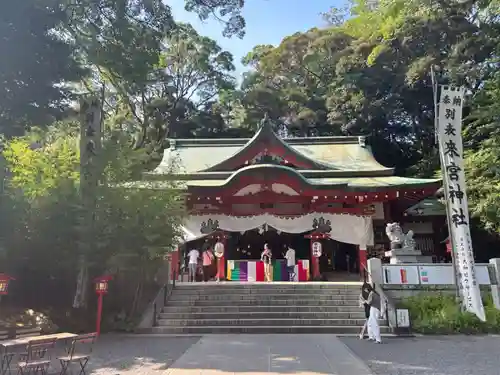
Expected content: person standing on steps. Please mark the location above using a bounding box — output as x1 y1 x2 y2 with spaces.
358 281 371 339
187 247 200 282
365 283 382 344
261 243 272 282
283 244 296 281
202 243 214 282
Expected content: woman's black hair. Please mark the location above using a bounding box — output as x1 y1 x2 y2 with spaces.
361 281 371 299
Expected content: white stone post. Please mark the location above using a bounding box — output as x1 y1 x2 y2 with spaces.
489 258 500 309
367 257 383 286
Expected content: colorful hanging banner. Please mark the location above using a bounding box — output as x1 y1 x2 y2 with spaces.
438 86 485 321
226 260 309 281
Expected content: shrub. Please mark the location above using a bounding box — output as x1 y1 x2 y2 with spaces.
400 294 500 334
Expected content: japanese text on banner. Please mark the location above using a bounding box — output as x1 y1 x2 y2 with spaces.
438 86 485 321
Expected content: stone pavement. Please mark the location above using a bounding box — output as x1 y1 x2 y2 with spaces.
341 335 500 375
78 334 500 375
165 334 372 375
87 336 200 375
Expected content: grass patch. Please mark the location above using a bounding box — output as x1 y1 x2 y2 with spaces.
400 294 500 334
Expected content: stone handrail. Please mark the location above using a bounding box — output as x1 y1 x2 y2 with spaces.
136 259 176 331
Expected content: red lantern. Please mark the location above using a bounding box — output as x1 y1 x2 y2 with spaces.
0 274 15 295
94 275 112 336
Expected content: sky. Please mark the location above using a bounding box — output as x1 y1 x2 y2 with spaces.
168 0 343 80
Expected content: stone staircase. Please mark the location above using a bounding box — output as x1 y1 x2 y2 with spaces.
150 282 390 334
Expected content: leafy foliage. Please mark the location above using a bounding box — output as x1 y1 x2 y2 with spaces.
0 122 184 328
0 0 86 136
400 294 500 334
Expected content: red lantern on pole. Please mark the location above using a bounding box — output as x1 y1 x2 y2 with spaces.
304 232 330 280
94 275 112 336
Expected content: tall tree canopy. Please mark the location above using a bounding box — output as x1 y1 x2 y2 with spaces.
0 0 246 137
0 0 86 136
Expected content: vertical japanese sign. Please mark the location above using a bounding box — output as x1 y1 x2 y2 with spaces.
80 96 102 182
438 86 485 321
73 97 102 309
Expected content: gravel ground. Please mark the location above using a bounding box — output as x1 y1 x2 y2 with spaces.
86 335 201 375
341 335 500 375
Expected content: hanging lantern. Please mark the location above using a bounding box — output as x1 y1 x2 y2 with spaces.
312 242 322 258
214 241 225 258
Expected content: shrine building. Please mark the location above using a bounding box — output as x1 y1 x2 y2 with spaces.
145 120 444 281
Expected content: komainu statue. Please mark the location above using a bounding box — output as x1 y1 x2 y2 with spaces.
385 222 415 251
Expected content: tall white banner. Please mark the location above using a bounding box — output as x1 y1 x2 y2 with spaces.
438 86 485 321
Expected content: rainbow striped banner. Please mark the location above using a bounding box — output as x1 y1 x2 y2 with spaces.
227 260 309 281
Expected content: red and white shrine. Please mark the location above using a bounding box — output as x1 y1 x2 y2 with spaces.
146 119 441 281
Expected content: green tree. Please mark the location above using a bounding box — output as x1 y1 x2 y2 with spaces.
96 23 236 147
1 121 184 326
465 72 500 234
0 0 86 136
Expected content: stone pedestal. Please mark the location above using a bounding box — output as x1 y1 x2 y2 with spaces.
385 247 422 264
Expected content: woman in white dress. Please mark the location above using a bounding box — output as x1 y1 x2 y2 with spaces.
358 282 371 339
365 283 382 344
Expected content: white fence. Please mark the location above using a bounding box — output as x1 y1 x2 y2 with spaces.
381 263 492 285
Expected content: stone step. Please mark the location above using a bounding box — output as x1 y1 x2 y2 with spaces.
186 299 359 307
168 294 360 302
162 305 362 313
173 289 361 296
157 318 384 327
149 325 391 334
174 284 362 291
159 311 367 320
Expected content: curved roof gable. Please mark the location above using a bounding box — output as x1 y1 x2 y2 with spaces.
203 120 332 172
149 124 394 176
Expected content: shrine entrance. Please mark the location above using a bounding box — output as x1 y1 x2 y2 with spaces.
320 240 359 281
178 225 363 282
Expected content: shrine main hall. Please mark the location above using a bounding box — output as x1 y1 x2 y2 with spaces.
145 120 443 281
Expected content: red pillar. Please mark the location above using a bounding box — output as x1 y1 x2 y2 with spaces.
96 293 103 336
215 233 227 280
359 246 367 279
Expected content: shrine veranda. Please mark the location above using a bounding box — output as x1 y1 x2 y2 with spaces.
142 120 445 281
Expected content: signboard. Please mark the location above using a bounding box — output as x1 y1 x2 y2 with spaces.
382 264 491 285
383 265 420 285
312 242 322 257
418 265 455 285
438 86 485 321
396 309 410 328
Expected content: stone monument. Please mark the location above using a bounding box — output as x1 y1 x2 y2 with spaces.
384 222 422 264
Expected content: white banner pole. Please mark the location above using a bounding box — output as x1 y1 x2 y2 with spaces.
437 85 485 321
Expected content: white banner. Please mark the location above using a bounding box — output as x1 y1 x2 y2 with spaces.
438 86 485 321
183 213 374 247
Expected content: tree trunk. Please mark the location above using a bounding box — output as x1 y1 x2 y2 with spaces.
129 268 143 318
72 255 88 308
